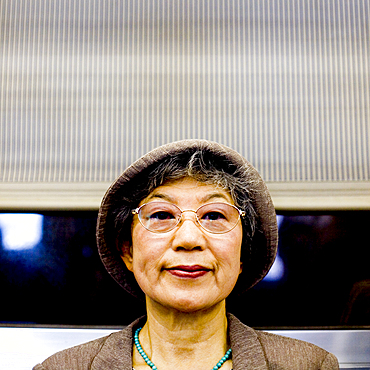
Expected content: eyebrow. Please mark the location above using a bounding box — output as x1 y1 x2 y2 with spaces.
146 191 232 204
203 192 231 202
146 193 173 202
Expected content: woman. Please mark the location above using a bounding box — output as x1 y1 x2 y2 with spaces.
34 139 339 369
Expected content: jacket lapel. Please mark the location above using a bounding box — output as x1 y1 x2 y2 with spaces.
91 317 144 370
228 313 268 370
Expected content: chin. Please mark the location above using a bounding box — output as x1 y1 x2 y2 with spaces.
160 294 226 314
169 301 209 313
144 284 231 314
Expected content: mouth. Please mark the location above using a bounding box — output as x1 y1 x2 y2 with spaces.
165 265 211 279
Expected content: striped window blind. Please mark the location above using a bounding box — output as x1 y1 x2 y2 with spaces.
1 0 369 209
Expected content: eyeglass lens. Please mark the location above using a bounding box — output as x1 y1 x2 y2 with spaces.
137 202 241 234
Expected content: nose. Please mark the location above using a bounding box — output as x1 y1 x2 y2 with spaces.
172 210 206 251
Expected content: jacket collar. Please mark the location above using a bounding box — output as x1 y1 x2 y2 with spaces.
91 316 144 370
91 314 267 370
228 313 268 369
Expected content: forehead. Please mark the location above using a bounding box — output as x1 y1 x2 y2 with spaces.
142 177 234 205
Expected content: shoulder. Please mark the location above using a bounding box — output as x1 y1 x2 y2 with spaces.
32 335 109 370
32 317 145 370
255 330 339 369
227 313 339 370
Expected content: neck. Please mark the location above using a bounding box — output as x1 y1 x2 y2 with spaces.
133 298 231 370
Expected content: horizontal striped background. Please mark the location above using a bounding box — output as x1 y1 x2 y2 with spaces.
1 0 369 186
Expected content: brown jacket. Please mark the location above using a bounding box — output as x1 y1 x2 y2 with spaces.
33 314 339 369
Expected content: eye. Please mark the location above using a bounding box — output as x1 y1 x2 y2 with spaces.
202 211 226 221
149 211 175 220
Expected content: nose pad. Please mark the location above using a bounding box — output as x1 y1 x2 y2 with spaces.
173 210 205 250
178 209 199 227
176 210 206 234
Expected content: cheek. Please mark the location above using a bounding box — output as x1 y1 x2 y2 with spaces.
223 249 242 277
130 226 163 271
131 221 148 254
221 228 243 270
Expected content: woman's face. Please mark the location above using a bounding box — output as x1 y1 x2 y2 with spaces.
121 177 243 313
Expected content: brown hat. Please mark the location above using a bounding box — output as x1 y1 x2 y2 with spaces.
96 139 278 299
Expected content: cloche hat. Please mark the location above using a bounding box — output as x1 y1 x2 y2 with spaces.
96 139 278 299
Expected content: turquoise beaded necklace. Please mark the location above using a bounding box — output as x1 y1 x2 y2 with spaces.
134 327 232 370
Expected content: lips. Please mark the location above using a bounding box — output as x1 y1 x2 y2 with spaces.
166 265 211 278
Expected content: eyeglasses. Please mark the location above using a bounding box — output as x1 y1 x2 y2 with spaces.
132 202 245 234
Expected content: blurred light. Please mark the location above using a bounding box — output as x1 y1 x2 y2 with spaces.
276 214 284 229
0 214 43 251
263 214 285 282
263 254 285 282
